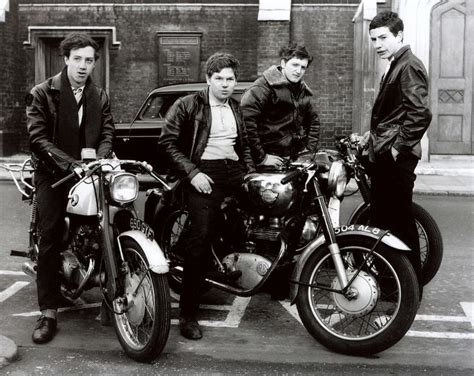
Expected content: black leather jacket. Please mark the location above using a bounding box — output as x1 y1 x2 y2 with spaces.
27 72 115 175
240 65 320 164
370 46 432 159
158 88 255 181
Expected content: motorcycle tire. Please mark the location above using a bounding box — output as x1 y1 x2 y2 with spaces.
112 238 171 362
158 207 190 295
296 234 419 356
348 202 443 285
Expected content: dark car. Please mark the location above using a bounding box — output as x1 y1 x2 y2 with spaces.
115 81 252 173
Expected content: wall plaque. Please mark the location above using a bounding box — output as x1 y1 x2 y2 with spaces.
157 32 202 86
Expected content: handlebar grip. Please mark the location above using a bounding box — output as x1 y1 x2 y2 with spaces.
281 169 300 185
51 171 76 189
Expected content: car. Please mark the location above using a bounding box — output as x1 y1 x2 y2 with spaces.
114 81 252 174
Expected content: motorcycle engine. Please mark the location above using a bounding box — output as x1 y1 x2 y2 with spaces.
61 224 101 291
221 252 272 289
70 224 101 264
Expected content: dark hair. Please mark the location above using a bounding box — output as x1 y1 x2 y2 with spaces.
59 33 100 60
205 52 240 79
279 43 313 67
369 11 404 36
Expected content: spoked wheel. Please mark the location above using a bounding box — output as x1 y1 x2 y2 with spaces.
296 235 419 356
159 208 189 294
112 238 170 362
348 202 443 285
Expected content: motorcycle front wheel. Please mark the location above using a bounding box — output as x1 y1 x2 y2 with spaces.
112 238 171 362
348 202 443 285
296 235 419 356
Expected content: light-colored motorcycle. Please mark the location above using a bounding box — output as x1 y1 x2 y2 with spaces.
2 155 171 362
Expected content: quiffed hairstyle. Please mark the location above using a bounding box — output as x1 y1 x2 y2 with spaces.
59 33 100 60
205 52 240 79
279 43 313 67
369 11 404 36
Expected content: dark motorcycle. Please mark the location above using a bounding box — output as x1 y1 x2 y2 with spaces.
1 156 172 362
328 134 443 285
145 153 420 355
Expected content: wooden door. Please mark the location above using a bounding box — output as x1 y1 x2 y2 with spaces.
42 37 105 88
430 0 473 154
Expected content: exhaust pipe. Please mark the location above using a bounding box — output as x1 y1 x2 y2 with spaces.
22 262 37 279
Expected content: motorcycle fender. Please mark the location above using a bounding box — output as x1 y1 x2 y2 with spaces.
289 226 410 303
118 230 169 274
346 202 367 225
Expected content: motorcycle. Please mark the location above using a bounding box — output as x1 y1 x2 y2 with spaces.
327 134 443 285
145 153 420 355
1 154 172 362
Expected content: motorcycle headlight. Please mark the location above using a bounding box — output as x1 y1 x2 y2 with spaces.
327 161 347 198
110 173 139 204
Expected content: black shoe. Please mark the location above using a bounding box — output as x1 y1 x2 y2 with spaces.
32 315 57 344
179 317 202 340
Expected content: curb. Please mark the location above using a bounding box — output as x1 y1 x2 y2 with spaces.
0 335 18 369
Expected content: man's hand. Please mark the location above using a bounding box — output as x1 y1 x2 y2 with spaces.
261 154 284 167
190 172 214 194
391 146 399 161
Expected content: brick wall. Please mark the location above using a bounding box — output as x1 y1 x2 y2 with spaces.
0 0 25 155
5 1 359 155
291 6 356 148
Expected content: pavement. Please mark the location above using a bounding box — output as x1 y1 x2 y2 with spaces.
0 153 473 368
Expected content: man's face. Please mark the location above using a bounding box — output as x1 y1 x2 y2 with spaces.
369 26 403 60
206 67 236 103
65 46 96 87
281 57 309 84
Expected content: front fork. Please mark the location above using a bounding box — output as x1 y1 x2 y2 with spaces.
312 181 350 290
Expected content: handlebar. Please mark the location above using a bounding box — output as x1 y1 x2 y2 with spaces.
0 159 35 198
50 159 172 191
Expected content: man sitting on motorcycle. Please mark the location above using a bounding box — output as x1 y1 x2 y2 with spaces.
26 33 115 344
158 52 255 340
240 43 320 167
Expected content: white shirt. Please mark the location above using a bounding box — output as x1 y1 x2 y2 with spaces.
201 93 239 161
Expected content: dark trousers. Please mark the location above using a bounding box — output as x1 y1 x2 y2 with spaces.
179 160 246 319
370 150 422 288
35 171 69 311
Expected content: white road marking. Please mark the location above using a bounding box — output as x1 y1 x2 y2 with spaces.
278 300 474 340
406 331 474 339
0 270 27 276
0 281 30 303
460 302 474 328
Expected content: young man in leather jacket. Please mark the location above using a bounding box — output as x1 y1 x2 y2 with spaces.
240 43 320 167
360 11 432 293
158 52 255 340
26 33 115 343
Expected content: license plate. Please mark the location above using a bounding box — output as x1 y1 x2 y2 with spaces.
130 218 154 240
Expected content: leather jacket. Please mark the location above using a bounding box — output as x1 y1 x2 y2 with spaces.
158 88 255 181
27 72 115 176
370 46 432 159
240 65 320 164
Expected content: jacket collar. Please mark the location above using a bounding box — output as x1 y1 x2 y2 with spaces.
262 65 313 96
391 45 411 65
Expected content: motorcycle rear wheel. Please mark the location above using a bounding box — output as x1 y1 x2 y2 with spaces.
112 238 171 362
159 208 189 295
349 202 443 285
296 235 419 356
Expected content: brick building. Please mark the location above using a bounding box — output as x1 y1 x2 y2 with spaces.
1 0 472 158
